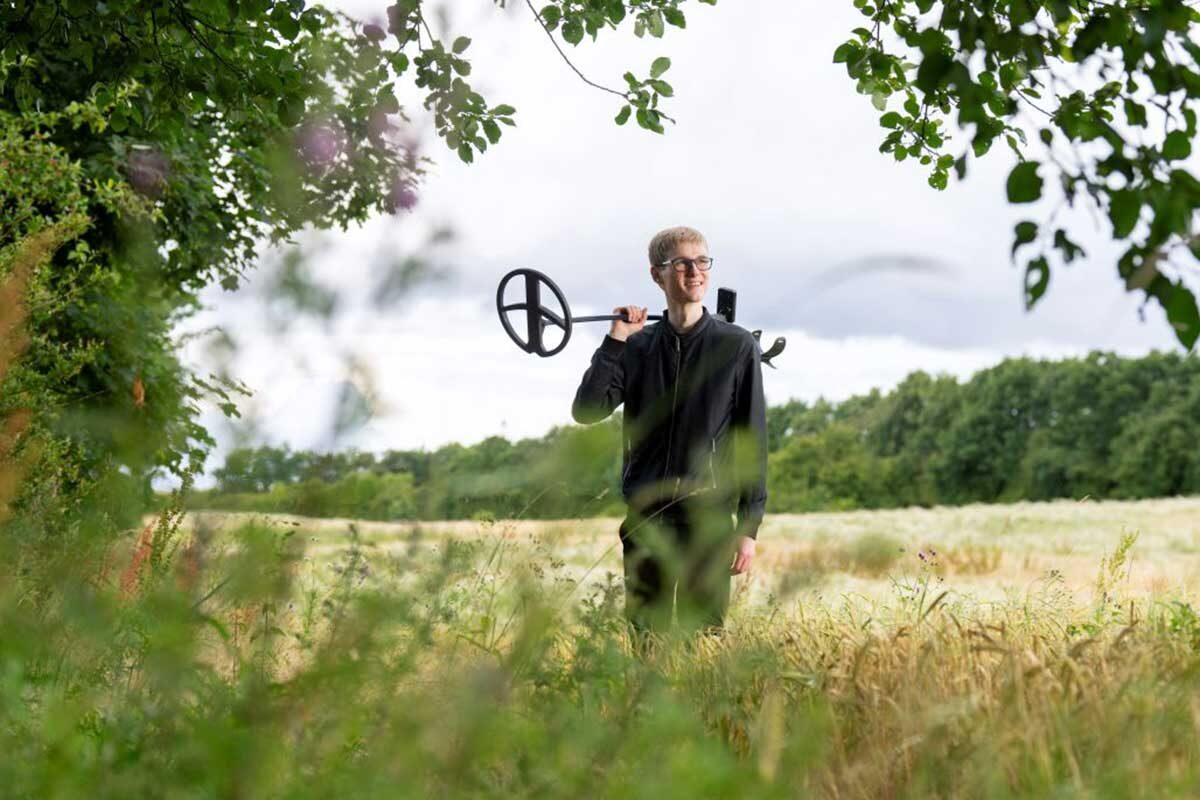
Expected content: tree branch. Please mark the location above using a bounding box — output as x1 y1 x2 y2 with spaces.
523 0 631 102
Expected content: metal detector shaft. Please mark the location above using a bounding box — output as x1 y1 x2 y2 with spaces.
573 313 665 323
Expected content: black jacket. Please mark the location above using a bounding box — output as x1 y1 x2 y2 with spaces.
571 306 768 539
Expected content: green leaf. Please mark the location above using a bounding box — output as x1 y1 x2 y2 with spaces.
1024 256 1051 309
1053 229 1084 263
279 95 305 126
1071 14 1109 60
664 8 686 27
650 57 671 79
1012 221 1038 260
615 105 631 125
1108 190 1141 238
879 111 903 128
1164 283 1200 349
492 104 516 116
483 119 501 144
648 10 665 37
915 52 953 92
452 36 471 54
540 5 561 28
649 79 673 97
1163 130 1192 160
636 107 663 133
300 7 323 34
833 42 860 64
1124 98 1147 128
275 13 300 41
457 143 474 163
1007 161 1043 204
562 18 584 44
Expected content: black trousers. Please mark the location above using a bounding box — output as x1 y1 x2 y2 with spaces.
618 498 737 635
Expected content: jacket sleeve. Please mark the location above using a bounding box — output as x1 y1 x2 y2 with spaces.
732 338 768 539
571 334 626 424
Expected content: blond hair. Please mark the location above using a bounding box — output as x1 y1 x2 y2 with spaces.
647 225 708 266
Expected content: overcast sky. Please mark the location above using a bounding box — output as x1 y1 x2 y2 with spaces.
176 0 1183 480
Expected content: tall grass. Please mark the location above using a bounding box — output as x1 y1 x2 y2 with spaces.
4 505 1200 799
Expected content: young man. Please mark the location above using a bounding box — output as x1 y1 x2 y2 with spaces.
571 226 768 636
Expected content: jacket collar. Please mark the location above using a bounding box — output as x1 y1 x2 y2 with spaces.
659 305 713 343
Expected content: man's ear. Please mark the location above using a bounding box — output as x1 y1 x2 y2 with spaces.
649 266 662 287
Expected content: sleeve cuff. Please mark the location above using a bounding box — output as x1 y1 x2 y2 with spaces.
735 512 763 540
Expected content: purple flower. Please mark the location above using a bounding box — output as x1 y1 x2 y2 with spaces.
296 120 347 167
126 147 170 198
363 23 386 41
387 180 418 213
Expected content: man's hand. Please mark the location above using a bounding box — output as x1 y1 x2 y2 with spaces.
609 305 647 342
730 535 755 575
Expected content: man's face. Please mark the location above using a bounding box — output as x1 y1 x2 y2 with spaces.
651 239 710 306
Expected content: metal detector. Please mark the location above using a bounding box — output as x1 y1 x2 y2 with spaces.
495 268 785 366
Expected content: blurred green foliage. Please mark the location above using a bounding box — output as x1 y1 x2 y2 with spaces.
3 508 1200 799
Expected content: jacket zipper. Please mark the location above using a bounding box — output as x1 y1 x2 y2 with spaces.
665 334 681 500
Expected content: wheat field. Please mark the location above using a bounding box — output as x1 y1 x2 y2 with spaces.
183 495 1200 608
159 498 1200 797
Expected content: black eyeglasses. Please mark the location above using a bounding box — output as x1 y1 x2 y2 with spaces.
656 256 714 272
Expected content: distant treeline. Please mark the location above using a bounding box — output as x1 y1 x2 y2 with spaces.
188 351 1200 520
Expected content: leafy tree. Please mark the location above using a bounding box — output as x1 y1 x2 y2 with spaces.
1111 379 1200 497
867 370 961 504
194 350 1200 518
833 0 1200 348
0 0 711 551
0 97 196 575
932 357 1049 502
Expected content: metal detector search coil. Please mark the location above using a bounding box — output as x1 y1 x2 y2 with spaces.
495 267 786 366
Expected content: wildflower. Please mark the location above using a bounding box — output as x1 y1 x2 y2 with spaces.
386 180 418 213
126 146 170 198
295 120 347 167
